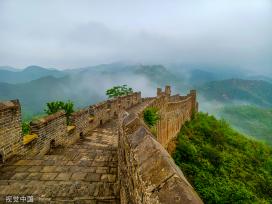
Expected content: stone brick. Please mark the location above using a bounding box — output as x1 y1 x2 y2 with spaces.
55 173 72 181
70 172 87 180
10 172 29 180
40 173 58 180
86 173 101 182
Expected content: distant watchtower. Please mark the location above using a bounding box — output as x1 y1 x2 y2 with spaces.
157 88 162 97
165 85 171 97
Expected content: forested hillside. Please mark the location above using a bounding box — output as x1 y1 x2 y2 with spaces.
219 105 272 145
198 79 272 107
173 113 272 204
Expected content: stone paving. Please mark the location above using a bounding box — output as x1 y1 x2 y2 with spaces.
0 121 119 203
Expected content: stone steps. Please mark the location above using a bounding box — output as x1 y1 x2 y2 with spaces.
0 120 120 203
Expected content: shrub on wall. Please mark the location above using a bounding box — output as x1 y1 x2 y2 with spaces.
143 107 160 128
22 122 30 135
44 100 74 124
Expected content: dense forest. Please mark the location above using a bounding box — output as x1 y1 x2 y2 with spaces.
173 113 272 203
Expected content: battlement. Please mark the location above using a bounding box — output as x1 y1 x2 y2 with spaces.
0 86 197 161
118 86 201 203
0 91 142 161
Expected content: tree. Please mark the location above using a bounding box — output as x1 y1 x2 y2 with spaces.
44 101 64 115
44 100 75 124
106 85 133 98
143 107 160 127
62 101 74 118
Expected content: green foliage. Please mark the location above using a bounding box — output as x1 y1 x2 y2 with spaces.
22 122 30 135
106 85 133 98
44 101 64 115
44 100 74 124
219 105 272 145
173 112 272 204
44 100 74 117
143 107 160 127
62 101 74 118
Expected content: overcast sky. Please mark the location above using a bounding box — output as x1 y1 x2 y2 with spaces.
0 0 271 72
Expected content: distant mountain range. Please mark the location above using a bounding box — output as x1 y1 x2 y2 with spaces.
198 79 272 107
0 65 65 84
0 64 178 118
0 64 271 143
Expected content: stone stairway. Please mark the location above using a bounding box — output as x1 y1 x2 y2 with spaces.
0 121 119 203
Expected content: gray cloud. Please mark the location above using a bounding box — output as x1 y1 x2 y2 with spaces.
0 0 271 73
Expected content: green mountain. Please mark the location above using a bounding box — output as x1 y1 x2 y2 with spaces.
0 76 103 119
173 112 272 204
0 65 65 84
0 64 181 119
219 105 272 145
198 79 272 107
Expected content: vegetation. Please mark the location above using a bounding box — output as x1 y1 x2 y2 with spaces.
21 114 45 135
22 121 30 135
219 105 272 145
44 100 74 124
143 107 160 128
44 101 74 116
106 85 133 98
173 112 272 204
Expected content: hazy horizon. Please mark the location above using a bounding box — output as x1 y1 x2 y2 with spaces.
0 0 271 74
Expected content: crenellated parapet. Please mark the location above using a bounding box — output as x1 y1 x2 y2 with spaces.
0 86 196 161
143 86 198 148
0 92 142 161
117 91 202 203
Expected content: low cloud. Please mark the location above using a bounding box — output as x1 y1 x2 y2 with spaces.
0 0 271 74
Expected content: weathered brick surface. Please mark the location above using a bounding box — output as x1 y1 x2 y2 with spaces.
144 87 198 148
0 100 24 162
26 111 67 156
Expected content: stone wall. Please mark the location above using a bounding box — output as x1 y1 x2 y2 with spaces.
69 108 90 142
145 87 198 148
118 111 202 204
118 86 202 203
89 92 141 125
0 92 142 160
26 111 67 156
0 100 24 162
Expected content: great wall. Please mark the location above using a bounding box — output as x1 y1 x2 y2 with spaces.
0 86 203 203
